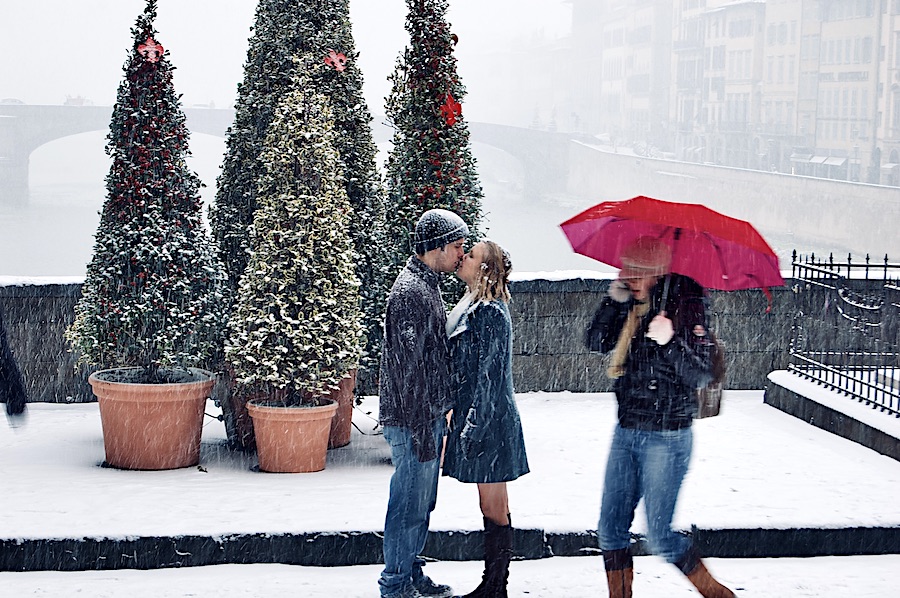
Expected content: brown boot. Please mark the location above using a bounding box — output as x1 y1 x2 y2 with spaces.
602 548 633 598
675 546 735 598
685 561 735 598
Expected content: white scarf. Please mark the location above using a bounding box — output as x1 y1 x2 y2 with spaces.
446 290 478 339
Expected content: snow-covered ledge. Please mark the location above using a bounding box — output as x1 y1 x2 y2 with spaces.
509 270 614 282
766 370 900 460
0 276 85 287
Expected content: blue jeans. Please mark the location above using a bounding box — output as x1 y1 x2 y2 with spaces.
379 418 446 596
598 424 693 564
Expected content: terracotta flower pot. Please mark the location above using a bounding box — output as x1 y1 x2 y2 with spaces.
328 369 357 449
247 398 338 473
88 367 215 470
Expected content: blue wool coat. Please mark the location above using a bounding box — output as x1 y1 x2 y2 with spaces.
442 299 529 484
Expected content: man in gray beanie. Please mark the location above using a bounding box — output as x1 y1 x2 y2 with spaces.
378 208 469 598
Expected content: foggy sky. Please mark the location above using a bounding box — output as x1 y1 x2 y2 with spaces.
0 1 571 121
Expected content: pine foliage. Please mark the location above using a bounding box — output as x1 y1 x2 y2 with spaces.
384 0 484 298
224 58 363 401
210 0 388 373
66 0 224 380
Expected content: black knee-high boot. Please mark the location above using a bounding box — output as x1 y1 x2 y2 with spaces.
459 516 514 598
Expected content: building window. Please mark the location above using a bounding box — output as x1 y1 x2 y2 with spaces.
895 32 900 67
713 45 726 69
862 37 873 63
892 90 900 138
729 19 752 38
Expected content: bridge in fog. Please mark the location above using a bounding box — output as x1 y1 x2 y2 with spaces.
0 104 571 204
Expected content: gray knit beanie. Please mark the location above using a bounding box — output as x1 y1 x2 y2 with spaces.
414 209 469 254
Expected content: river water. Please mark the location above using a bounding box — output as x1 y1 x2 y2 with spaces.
0 132 607 278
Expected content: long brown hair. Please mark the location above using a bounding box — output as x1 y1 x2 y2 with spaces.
472 240 512 303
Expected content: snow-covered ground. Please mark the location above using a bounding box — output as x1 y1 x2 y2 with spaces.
3 554 899 597
2 387 899 539
1 378 899 596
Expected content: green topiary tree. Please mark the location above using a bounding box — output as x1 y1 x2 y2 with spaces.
66 0 224 382
383 0 484 300
210 0 388 383
224 57 363 404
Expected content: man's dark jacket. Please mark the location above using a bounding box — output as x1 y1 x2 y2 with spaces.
586 274 714 430
379 256 451 461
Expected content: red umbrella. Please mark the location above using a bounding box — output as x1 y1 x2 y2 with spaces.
560 195 784 292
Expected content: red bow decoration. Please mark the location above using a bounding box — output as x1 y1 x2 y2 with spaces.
440 93 462 126
324 49 348 72
137 37 164 63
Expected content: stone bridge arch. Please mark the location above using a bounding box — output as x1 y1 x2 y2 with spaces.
371 121 571 201
0 105 234 204
2 104 570 204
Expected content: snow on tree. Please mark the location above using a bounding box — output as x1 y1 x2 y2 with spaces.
383 0 484 300
209 0 388 380
66 0 224 381
224 56 363 402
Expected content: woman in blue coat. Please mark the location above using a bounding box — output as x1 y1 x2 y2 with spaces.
443 240 529 598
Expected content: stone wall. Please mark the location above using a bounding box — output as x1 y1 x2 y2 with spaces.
0 278 796 404
507 277 793 393
0 282 91 403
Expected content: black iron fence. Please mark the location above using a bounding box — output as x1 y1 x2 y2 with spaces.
789 251 900 418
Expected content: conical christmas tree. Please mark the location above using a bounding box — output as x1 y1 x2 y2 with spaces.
66 0 223 380
210 0 388 382
383 0 484 299
225 56 362 403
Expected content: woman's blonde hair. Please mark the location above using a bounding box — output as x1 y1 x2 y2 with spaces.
472 240 512 303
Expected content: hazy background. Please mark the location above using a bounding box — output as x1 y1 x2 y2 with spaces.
1 1 588 277
0 1 571 119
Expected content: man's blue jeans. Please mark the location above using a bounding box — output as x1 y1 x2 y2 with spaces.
379 418 446 596
598 423 693 564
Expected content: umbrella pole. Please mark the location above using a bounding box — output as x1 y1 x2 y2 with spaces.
659 228 679 314
659 274 672 315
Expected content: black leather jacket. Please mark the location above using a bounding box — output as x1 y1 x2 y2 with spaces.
586 275 714 430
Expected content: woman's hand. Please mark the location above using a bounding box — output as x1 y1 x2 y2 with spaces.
646 314 674 345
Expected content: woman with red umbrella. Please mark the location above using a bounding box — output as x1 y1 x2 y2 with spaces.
585 236 735 598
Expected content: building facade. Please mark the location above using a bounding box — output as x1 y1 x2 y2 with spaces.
567 0 900 185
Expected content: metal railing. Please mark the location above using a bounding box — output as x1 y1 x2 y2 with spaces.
792 251 900 287
789 252 900 418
